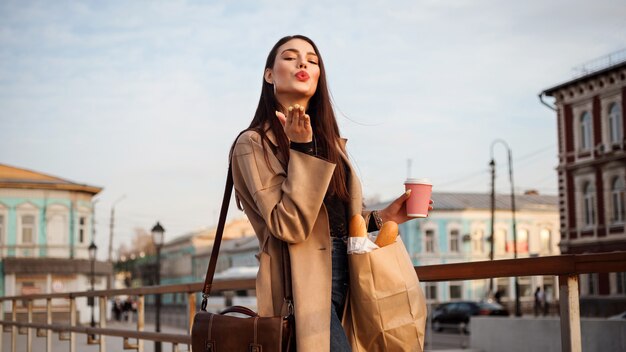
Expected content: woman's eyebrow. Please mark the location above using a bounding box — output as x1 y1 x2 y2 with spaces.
281 48 317 56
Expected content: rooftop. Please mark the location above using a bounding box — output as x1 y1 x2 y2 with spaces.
542 49 626 96
0 163 102 195
370 192 558 212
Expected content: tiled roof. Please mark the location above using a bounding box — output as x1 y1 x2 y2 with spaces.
0 163 102 194
369 192 558 212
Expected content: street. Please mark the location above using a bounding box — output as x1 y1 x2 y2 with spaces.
426 331 472 351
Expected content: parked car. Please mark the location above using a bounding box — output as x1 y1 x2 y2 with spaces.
607 311 626 320
431 301 509 333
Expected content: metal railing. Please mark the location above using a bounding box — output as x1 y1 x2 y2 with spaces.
0 251 625 352
572 48 626 78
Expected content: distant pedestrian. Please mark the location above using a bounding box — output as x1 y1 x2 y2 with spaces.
534 287 544 317
112 298 122 321
543 288 551 316
494 289 503 305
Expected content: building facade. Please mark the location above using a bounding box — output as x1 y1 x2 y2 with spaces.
373 192 560 311
0 163 112 323
541 57 626 300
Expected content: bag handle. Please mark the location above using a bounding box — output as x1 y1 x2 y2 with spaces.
220 306 259 317
201 133 293 314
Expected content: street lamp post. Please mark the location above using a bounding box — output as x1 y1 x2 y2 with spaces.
490 139 522 317
151 222 165 352
88 241 98 338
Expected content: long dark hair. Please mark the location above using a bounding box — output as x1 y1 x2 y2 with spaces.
233 35 349 202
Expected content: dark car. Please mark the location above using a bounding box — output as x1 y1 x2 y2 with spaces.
431 301 509 333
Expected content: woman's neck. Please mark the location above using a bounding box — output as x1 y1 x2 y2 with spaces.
275 94 310 113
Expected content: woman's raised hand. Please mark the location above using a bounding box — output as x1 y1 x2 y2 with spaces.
275 104 313 143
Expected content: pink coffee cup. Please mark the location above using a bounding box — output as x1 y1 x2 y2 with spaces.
404 178 432 218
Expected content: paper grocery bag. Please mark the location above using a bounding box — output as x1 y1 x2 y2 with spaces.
346 238 427 352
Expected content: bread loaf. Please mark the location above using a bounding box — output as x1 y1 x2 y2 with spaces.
349 214 367 237
375 221 398 247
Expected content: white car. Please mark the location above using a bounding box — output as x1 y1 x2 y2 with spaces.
607 311 626 320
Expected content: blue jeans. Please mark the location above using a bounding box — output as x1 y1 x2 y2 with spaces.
330 237 351 351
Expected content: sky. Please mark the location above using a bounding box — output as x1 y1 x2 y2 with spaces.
1 0 625 259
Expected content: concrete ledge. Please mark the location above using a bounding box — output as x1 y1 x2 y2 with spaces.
471 316 626 352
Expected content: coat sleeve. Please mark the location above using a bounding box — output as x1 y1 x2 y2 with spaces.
232 131 336 244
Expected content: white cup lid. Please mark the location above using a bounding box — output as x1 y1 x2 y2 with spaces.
405 178 432 185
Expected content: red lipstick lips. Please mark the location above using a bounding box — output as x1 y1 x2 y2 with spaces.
295 70 310 81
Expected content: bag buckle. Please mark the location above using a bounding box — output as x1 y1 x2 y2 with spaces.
249 343 262 352
205 340 215 352
201 294 209 311
284 299 294 318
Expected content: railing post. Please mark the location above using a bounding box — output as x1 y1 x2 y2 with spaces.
0 299 4 351
70 297 76 352
558 274 582 352
99 296 107 352
11 299 17 352
138 295 145 352
188 293 196 335
47 298 52 352
27 300 33 352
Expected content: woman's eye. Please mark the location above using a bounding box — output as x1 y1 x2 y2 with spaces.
284 57 296 61
308 60 318 65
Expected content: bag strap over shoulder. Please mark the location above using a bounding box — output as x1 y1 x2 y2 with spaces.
200 131 293 313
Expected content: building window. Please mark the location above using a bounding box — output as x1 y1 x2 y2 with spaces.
449 229 459 253
0 214 4 245
425 229 435 253
580 111 592 150
583 182 596 226
517 229 528 253
21 215 35 244
79 217 86 243
588 273 599 295
472 229 484 254
425 283 438 301
449 283 462 300
518 277 532 297
616 272 626 295
495 229 507 255
610 177 625 224
608 103 623 144
540 229 552 255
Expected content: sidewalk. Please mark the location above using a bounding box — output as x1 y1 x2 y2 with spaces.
2 320 190 352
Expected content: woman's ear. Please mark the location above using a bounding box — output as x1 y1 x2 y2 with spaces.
264 68 273 84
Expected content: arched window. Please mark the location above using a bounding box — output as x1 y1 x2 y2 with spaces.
580 111 592 150
608 103 623 144
611 177 625 223
424 229 436 253
495 229 507 255
540 229 552 254
583 182 596 226
449 229 459 253
472 229 484 254
517 229 528 253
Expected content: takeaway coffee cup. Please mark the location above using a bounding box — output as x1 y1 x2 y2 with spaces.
404 178 432 218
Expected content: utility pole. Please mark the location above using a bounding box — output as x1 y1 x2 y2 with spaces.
491 140 521 316
489 159 496 295
507 149 522 317
108 195 126 262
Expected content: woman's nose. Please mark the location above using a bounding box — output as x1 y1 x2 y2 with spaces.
297 60 307 68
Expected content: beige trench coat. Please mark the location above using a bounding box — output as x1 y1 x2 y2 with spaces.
231 126 370 352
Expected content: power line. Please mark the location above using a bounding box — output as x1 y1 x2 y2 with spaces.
437 144 556 188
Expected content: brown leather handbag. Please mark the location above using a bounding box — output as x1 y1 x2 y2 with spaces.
191 162 295 352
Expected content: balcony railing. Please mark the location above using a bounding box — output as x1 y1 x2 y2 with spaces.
0 251 624 352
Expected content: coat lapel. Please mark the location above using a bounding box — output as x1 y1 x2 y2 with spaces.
264 125 363 217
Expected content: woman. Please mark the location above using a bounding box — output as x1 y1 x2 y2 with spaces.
230 35 430 352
